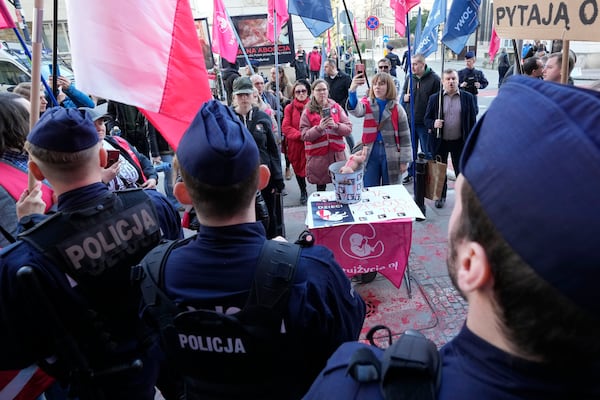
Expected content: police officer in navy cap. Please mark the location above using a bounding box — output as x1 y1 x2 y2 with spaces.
439 77 600 399
141 100 365 399
0 107 182 399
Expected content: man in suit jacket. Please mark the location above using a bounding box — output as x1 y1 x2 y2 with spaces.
424 69 477 208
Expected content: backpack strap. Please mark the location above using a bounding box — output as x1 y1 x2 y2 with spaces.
380 329 441 400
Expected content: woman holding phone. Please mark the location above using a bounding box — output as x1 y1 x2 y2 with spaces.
346 72 412 187
299 79 352 191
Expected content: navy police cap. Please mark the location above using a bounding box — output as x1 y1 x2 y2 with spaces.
460 76 600 318
177 100 259 186
27 106 99 152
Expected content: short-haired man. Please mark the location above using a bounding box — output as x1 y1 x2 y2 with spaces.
377 58 402 100
384 44 401 77
0 107 182 399
140 100 365 399
424 69 477 208
523 56 544 78
457 51 488 114
438 76 600 399
307 46 322 83
402 53 441 182
543 52 575 84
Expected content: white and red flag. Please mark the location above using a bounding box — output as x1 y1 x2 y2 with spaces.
212 0 239 63
267 0 289 43
64 0 212 149
0 0 15 29
390 0 421 36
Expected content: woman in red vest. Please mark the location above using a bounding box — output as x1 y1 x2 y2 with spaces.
346 72 412 187
282 79 311 204
0 94 54 248
299 79 353 191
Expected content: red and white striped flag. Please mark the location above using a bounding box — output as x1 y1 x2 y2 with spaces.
64 0 212 150
0 0 15 29
212 0 239 63
267 0 289 43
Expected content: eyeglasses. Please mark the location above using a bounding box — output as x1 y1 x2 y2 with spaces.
378 65 389 70
314 88 328 92
295 89 307 94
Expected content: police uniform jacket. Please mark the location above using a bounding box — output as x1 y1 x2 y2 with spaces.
154 222 366 397
0 183 182 399
439 325 600 399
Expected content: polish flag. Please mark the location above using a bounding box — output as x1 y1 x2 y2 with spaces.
64 0 212 150
0 0 15 29
267 0 289 44
213 0 239 63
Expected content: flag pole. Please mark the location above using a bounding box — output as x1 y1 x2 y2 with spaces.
29 0 43 129
223 9 253 74
436 42 445 139
12 26 58 106
341 0 368 89
511 39 523 75
272 8 282 144
406 13 417 177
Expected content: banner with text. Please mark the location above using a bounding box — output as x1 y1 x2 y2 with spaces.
231 14 295 65
495 0 600 40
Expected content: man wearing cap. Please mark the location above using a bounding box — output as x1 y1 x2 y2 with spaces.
142 100 365 399
82 103 159 192
232 76 285 238
424 68 477 208
438 76 600 398
385 44 401 77
0 107 182 399
291 50 310 81
457 51 488 113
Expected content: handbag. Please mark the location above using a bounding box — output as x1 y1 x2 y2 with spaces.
425 156 447 201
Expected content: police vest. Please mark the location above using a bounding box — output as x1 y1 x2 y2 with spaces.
18 188 161 322
137 239 303 399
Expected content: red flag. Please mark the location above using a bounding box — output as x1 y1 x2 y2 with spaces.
65 0 212 150
212 0 239 63
0 366 55 400
0 0 15 29
488 26 500 61
390 0 421 36
327 29 331 54
353 17 358 40
267 0 289 44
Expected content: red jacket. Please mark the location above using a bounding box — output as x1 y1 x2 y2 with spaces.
282 98 310 178
308 50 322 72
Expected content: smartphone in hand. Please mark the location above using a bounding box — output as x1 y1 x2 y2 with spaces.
105 150 120 168
355 63 365 75
321 107 331 118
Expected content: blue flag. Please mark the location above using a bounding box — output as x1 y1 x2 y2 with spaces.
414 0 446 57
442 0 480 55
414 8 422 47
288 0 334 37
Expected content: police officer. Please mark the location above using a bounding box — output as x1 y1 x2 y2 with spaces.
141 100 365 399
0 107 182 400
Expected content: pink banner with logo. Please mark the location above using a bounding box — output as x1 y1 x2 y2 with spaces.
312 219 412 288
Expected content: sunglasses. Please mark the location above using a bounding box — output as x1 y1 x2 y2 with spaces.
378 65 389 70
295 89 307 94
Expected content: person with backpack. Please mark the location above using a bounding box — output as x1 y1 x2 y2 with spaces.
0 107 182 400
346 71 412 187
139 100 365 400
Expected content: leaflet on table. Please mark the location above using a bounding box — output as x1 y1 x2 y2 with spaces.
306 184 426 228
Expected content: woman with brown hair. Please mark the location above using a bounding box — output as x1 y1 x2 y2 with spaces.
299 79 352 191
282 79 311 204
347 72 412 187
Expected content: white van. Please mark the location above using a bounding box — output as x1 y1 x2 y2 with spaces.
0 44 74 92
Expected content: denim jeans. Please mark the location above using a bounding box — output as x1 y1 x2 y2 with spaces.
363 141 390 187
